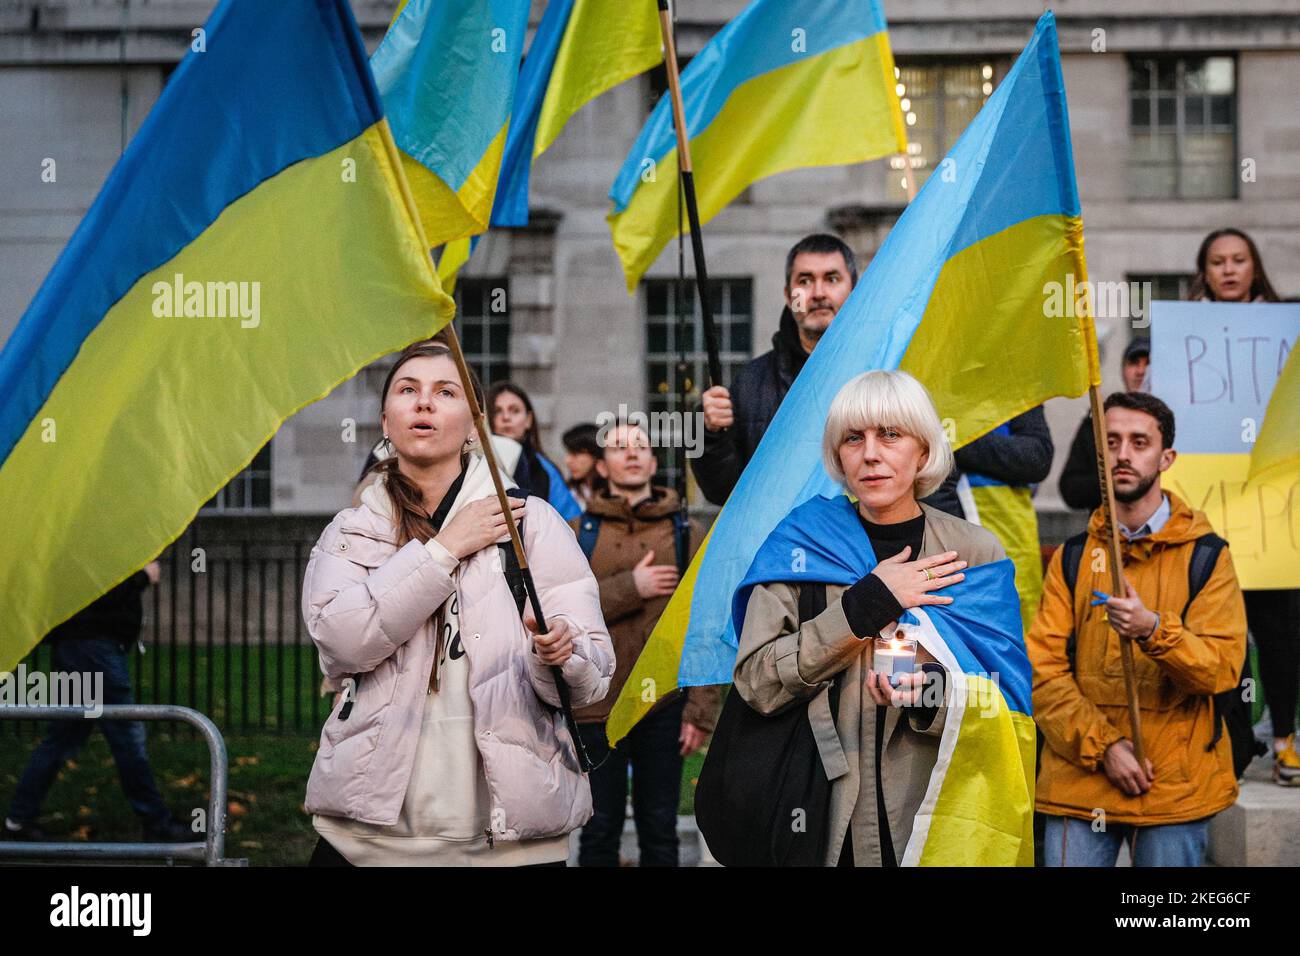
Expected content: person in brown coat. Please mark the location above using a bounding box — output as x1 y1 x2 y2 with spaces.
570 421 721 866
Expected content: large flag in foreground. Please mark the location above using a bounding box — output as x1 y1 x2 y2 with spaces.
607 0 908 291
0 0 454 669
1248 347 1300 485
372 0 531 250
608 12 1098 766
733 495 1035 865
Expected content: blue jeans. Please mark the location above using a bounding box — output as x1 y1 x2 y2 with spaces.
8 637 171 827
1042 814 1212 867
577 696 684 867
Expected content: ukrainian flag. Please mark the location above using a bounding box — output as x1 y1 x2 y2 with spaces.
1249 347 1300 485
733 495 1035 866
607 0 907 291
608 14 1098 853
493 0 662 228
0 0 454 669
438 0 663 290
372 0 531 251
961 455 1046 633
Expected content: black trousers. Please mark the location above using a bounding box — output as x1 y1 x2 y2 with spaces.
1246 589 1300 739
576 696 685 867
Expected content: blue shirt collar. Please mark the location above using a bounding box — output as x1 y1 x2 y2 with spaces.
1120 493 1170 541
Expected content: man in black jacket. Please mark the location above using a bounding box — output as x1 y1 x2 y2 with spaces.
921 408 1055 519
3 564 190 844
691 234 858 505
1058 336 1150 511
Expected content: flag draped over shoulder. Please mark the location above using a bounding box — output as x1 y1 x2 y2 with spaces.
1248 347 1300 485
371 0 531 250
607 13 1098 750
607 0 907 291
0 0 454 670
731 495 1035 866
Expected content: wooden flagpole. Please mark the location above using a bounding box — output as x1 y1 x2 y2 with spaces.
375 121 595 772
1088 382 1147 768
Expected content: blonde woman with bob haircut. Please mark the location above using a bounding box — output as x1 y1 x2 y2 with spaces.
731 370 1014 866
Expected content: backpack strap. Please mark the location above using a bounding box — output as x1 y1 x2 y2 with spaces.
497 491 538 619
671 510 690 574
1178 532 1234 753
1061 531 1089 596
1059 531 1089 673
1184 533 1227 618
575 512 601 561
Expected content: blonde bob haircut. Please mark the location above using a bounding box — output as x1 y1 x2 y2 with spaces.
822 370 954 500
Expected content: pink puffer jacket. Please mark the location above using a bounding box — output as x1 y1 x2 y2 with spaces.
302 459 614 841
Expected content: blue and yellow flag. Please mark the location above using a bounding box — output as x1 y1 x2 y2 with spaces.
732 495 1035 865
372 0 531 250
608 12 1097 782
607 0 907 291
438 0 663 290
1248 347 1300 485
0 0 454 669
960 443 1046 633
494 0 661 228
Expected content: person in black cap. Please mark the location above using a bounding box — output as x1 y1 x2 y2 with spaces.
1058 335 1150 511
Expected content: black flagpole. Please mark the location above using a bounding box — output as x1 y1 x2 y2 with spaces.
656 0 722 388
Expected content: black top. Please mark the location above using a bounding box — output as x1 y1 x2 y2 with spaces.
831 507 943 869
839 511 924 638
46 571 150 646
921 406 1054 518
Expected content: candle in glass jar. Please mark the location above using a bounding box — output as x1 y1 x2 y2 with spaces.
872 633 918 688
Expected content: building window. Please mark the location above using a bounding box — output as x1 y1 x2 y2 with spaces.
890 60 1000 200
455 277 510 386
203 441 272 511
1128 273 1194 335
1128 55 1236 200
644 277 753 493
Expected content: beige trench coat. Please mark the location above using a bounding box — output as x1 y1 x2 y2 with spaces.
733 503 1006 866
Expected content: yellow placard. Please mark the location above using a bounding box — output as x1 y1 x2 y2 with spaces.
1164 453 1300 589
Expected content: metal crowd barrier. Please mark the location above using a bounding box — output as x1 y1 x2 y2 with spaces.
0 704 247 866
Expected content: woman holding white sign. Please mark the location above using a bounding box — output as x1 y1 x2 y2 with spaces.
1190 227 1299 787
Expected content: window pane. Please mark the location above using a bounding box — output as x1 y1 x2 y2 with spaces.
1208 95 1232 126
1156 94 1176 126
646 281 667 317
1130 95 1150 127
732 321 752 353
1129 58 1155 92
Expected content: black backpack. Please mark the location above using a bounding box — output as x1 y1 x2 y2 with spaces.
1059 531 1265 779
694 583 842 866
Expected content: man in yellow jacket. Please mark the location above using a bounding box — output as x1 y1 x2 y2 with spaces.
1029 392 1247 866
